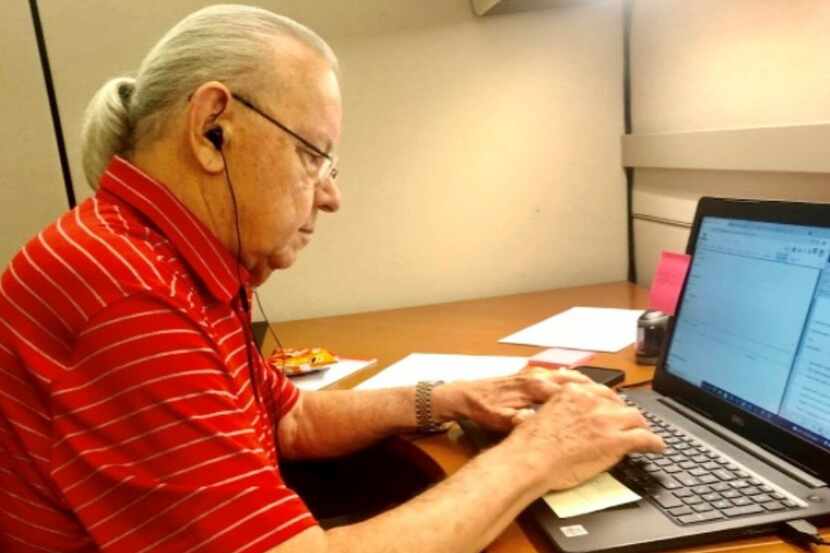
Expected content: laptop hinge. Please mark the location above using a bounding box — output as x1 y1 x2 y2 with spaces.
658 397 827 489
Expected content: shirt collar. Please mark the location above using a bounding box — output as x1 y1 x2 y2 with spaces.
99 156 248 304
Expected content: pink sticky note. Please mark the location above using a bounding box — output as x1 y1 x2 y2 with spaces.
528 348 595 369
649 251 692 316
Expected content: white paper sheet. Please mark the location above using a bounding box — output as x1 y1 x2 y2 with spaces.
499 307 645 352
355 353 528 390
288 358 377 391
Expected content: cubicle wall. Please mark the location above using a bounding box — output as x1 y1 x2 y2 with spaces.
8 0 629 322
628 0 830 286
0 2 69 267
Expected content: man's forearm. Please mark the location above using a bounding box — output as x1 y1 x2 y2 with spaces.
279 388 420 459
326 438 545 553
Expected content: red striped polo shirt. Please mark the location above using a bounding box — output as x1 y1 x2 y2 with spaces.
0 156 315 552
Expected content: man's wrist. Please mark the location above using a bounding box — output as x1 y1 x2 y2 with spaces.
429 381 463 423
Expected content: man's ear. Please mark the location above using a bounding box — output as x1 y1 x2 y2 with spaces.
188 81 233 173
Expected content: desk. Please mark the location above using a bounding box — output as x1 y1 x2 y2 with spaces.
266 282 828 553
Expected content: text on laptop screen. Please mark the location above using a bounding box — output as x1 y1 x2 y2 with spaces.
665 216 830 452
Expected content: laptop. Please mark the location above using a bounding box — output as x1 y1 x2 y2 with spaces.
464 197 830 552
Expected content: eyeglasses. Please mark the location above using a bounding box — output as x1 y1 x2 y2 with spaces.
231 93 338 183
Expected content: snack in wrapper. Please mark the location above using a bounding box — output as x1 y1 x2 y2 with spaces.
268 347 338 376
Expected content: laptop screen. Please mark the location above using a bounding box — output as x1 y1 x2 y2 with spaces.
665 216 830 453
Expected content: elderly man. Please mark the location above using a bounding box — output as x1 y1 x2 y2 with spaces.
0 5 662 552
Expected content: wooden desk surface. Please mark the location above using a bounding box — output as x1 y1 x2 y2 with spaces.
266 281 828 553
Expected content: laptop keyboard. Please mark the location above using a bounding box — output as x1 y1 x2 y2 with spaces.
613 399 803 526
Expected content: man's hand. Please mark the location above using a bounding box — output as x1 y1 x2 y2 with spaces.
504 381 665 491
431 366 594 431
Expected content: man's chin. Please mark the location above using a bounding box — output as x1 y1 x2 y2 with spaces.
268 250 298 272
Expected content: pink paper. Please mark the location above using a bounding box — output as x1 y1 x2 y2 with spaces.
528 348 595 369
649 251 691 316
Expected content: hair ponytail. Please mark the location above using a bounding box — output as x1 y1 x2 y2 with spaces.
80 76 136 189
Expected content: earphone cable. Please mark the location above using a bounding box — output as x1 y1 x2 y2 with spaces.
219 149 263 406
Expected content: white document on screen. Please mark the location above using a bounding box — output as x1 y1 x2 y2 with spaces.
499 307 645 353
355 353 528 390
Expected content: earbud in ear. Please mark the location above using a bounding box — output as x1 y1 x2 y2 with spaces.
205 127 224 150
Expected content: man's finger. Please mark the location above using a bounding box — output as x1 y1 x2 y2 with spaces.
602 406 649 430
621 427 666 454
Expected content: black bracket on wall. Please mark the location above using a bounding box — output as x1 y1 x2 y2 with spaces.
29 0 76 209
623 0 637 283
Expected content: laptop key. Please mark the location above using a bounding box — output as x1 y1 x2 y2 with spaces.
690 485 712 494
698 511 726 522
713 469 735 481
653 493 684 509
692 503 714 513
678 511 725 525
762 501 785 511
656 476 682 490
712 482 731 492
689 468 708 477
702 461 720 470
701 493 720 502
730 480 750 489
741 486 761 496
698 475 720 485
722 504 764 518
669 505 693 516
679 461 697 470
712 499 731 510
676 474 699 487
752 494 772 503
682 496 703 505
722 490 741 499
691 455 709 463
782 500 799 509
674 488 693 498
730 497 752 507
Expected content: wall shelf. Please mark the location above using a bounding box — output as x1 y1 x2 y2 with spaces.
622 124 830 174
471 0 584 17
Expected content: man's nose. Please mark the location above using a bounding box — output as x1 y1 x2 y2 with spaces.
316 175 341 213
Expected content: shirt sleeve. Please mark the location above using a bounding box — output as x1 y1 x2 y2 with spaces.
50 293 317 553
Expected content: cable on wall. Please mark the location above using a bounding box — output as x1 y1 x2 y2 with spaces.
29 0 76 209
623 0 637 283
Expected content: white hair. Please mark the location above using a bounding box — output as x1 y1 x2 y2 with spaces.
80 4 338 189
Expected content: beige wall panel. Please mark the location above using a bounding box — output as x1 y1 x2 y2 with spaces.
631 0 830 134
42 1 627 321
0 1 69 267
